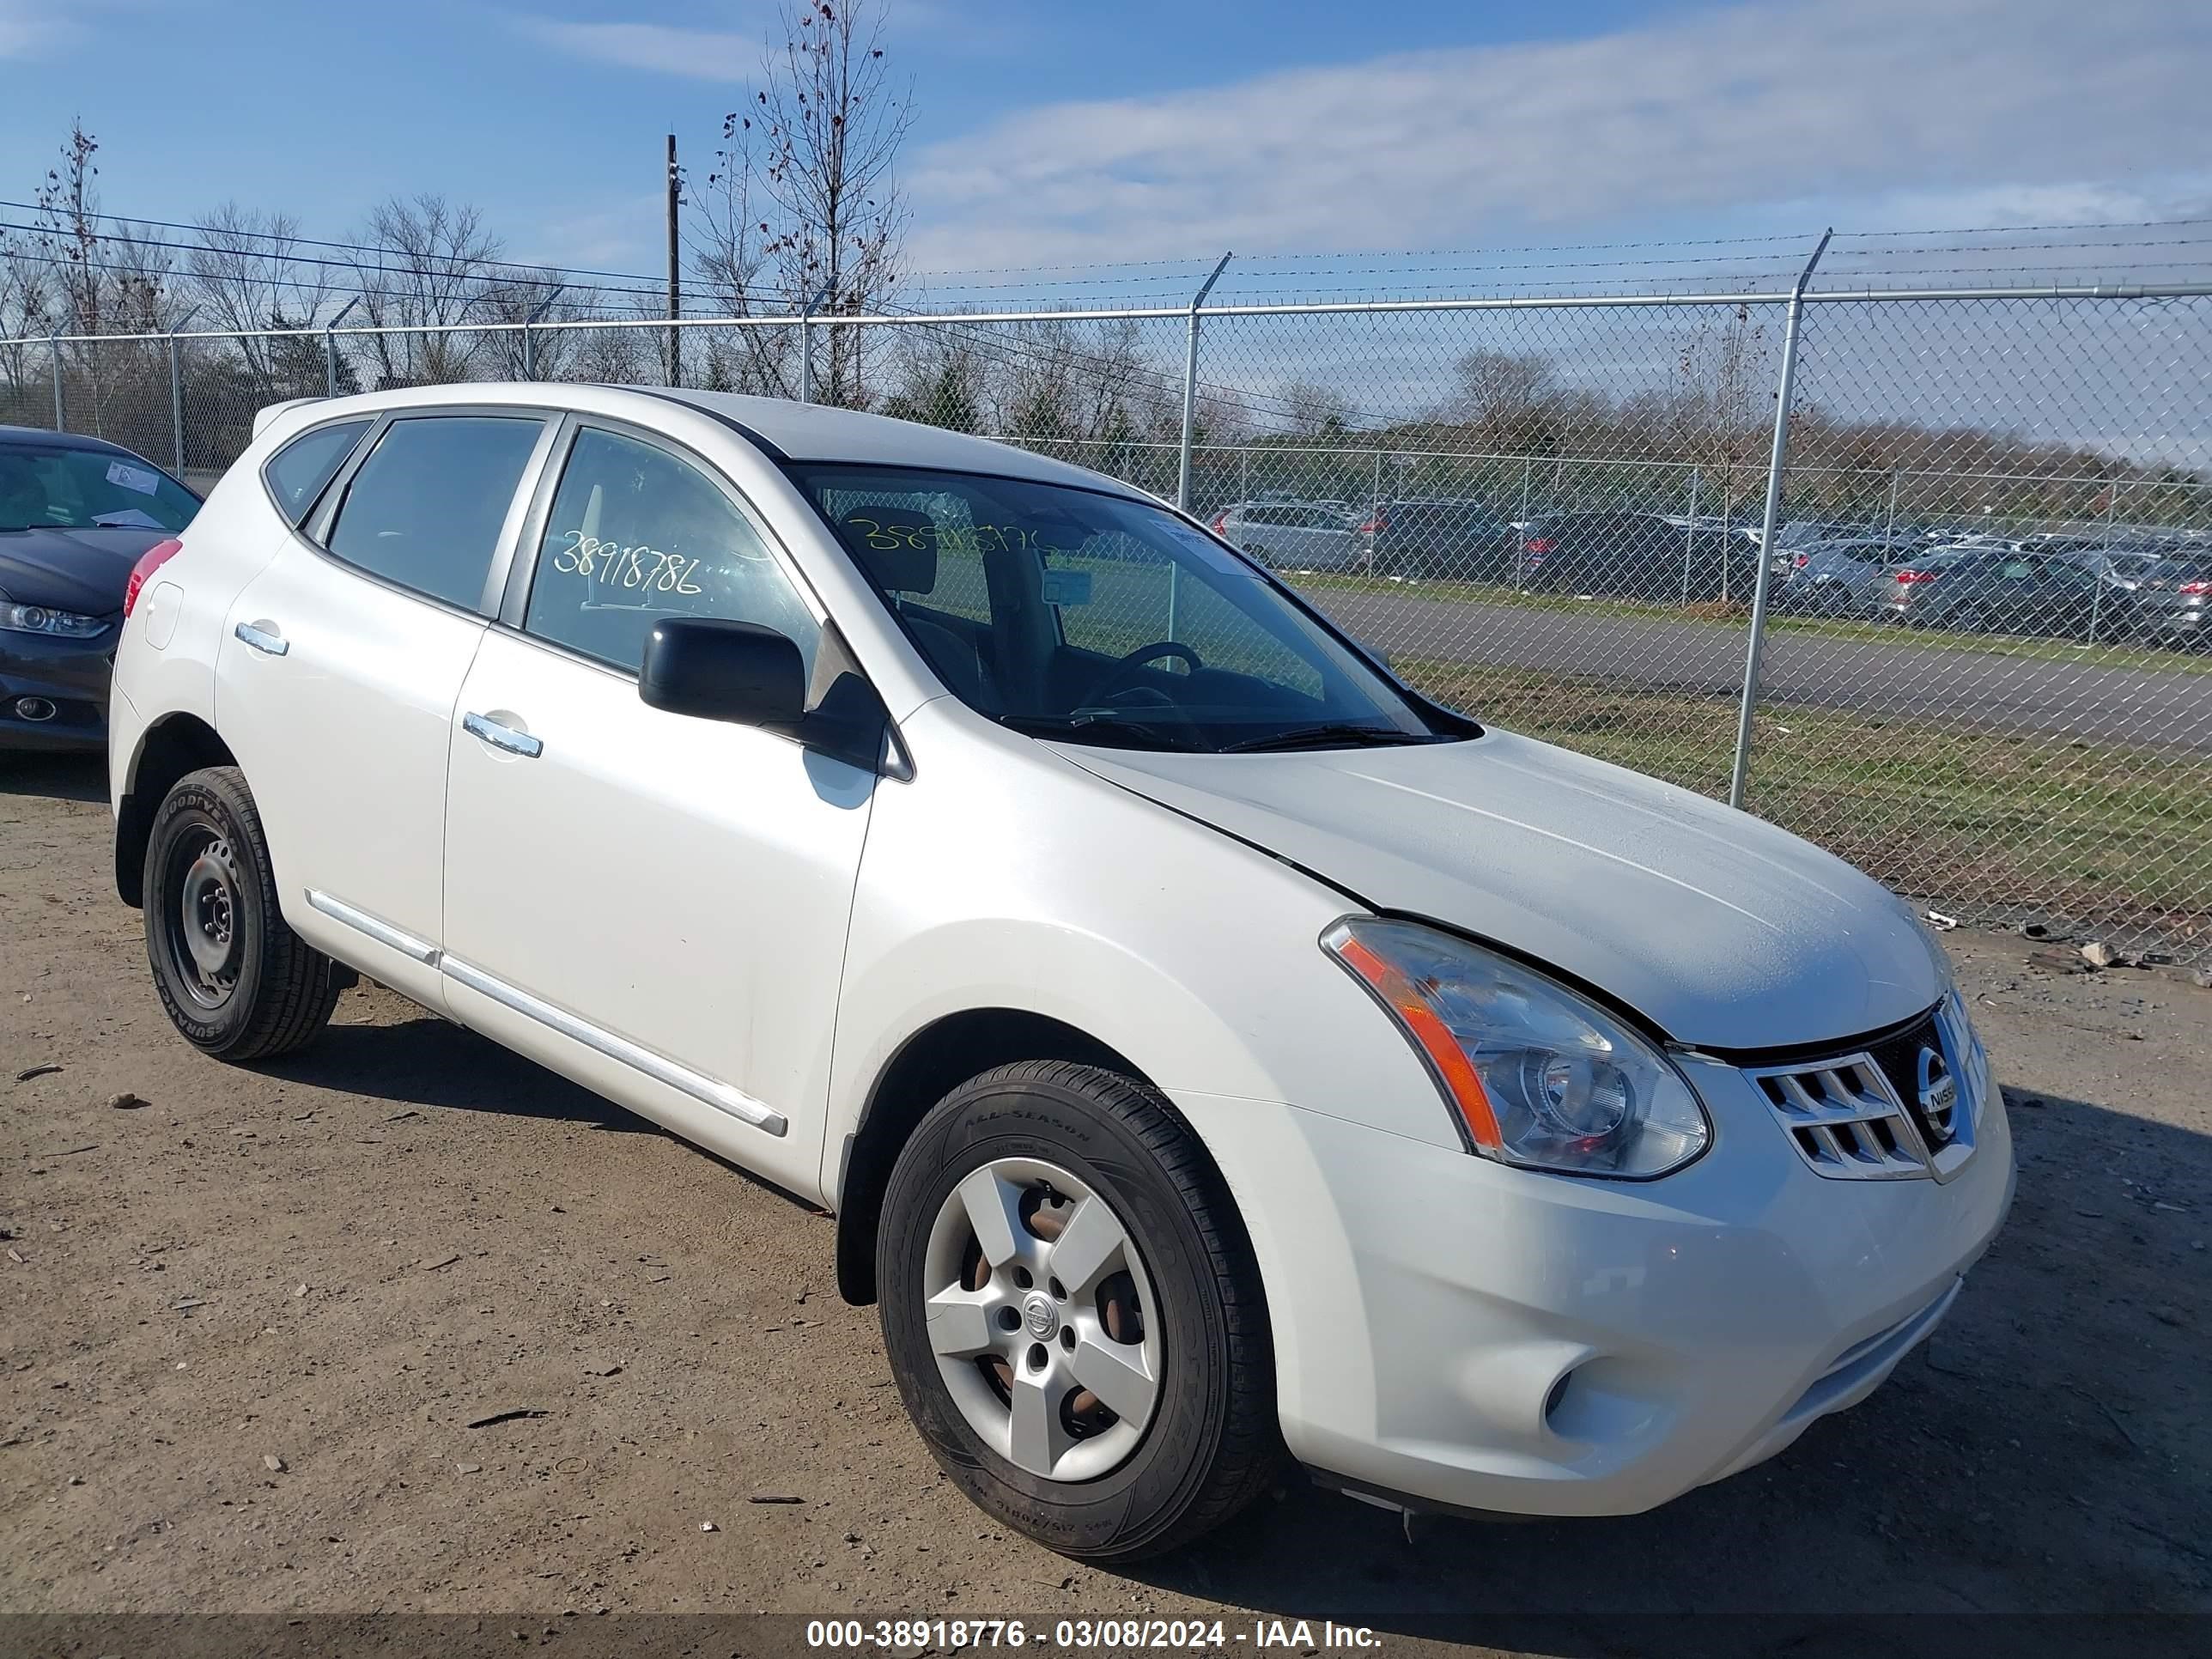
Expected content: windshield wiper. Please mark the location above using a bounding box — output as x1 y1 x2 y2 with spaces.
998 713 1199 751
1218 722 1437 753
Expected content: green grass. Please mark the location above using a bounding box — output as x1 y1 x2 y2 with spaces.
1399 656 2212 948
1287 572 2212 678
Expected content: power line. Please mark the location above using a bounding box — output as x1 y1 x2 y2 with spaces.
0 197 675 292
0 217 684 307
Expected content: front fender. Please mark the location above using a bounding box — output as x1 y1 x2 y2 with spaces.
820 706 1459 1202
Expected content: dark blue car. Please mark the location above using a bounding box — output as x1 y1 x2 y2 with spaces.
1 426 200 750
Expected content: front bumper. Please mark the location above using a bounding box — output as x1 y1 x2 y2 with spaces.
1184 1051 2014 1519
0 623 115 750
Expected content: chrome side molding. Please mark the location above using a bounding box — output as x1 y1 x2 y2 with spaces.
440 953 787 1137
302 892 786 1138
306 889 439 963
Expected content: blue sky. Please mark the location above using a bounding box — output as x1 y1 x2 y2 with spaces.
3 0 2209 298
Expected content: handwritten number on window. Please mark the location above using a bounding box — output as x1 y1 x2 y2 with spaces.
553 529 704 594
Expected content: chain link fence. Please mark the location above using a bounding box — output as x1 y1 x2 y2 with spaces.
10 279 2211 957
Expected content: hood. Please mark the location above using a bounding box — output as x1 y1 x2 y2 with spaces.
0 526 159 616
1057 730 1942 1051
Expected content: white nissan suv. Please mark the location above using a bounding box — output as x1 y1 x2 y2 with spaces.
108 384 2014 1559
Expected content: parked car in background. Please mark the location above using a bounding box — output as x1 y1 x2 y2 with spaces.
1211 500 1366 571
1774 538 1926 613
1769 520 1879 550
1 425 201 750
107 382 2010 1559
1859 547 1976 623
2136 556 2212 648
1358 497 1514 580
1896 548 2136 641
1519 511 1756 603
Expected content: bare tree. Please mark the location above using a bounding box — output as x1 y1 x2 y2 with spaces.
1449 350 1560 452
1668 305 1776 524
707 0 913 404
349 194 502 386
188 204 336 389
1278 378 1349 438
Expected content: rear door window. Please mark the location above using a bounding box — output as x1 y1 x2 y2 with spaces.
264 420 371 526
324 415 545 611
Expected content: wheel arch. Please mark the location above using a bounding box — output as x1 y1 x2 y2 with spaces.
114 713 236 908
834 1007 1194 1307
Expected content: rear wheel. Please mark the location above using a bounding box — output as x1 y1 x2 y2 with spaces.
143 766 342 1060
878 1061 1281 1560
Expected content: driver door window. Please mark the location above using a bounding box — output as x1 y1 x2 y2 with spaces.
521 426 819 678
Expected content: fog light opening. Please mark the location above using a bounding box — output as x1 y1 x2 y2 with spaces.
14 696 57 722
1543 1369 1575 1428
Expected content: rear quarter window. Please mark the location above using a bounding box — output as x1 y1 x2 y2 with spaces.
263 420 372 526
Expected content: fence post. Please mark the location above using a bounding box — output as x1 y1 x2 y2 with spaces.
799 284 830 404
1728 229 1831 811
2087 483 2121 644
322 296 359 398
1370 450 1383 572
1516 459 1533 592
522 285 565 381
50 336 63 429
1683 468 1701 604
1175 252 1232 511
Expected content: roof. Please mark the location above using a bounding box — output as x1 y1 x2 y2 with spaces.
638 388 1131 491
246 384 1153 501
0 424 133 456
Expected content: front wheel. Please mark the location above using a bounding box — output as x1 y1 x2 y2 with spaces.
877 1062 1281 1560
143 765 343 1060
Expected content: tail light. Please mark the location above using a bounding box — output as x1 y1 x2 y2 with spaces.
1209 513 1227 534
1357 513 1384 535
1894 568 1939 584
124 538 185 618
2180 580 2211 595
1524 537 1554 556
1793 553 1809 566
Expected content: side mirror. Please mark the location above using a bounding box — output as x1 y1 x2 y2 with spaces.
640 617 805 729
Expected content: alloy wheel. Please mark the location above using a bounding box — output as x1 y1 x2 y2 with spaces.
921 1157 1163 1483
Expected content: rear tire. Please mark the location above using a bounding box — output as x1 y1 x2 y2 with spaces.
143 766 342 1060
878 1061 1282 1561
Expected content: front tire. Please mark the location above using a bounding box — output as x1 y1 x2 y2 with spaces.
878 1061 1281 1560
143 766 342 1060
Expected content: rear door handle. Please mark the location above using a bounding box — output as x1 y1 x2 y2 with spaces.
234 620 288 657
463 711 544 759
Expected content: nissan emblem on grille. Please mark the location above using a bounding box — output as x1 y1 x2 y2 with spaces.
1917 1044 1958 1145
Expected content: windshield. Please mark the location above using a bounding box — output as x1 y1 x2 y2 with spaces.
790 464 1468 753
0 442 198 533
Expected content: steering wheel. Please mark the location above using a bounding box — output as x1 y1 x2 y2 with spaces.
1079 641 1203 709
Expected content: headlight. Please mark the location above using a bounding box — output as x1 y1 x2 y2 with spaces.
0 602 107 639
1322 916 1710 1178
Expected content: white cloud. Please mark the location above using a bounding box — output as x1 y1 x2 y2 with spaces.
902 0 2212 270
511 17 760 82
0 3 75 58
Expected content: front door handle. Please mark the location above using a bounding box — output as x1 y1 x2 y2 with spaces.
463 710 544 759
234 620 288 657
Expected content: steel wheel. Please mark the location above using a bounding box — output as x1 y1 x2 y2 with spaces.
162 824 244 1011
921 1156 1162 1483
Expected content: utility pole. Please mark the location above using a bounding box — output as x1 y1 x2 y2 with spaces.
665 133 682 387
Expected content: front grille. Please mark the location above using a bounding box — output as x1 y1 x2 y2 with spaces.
1749 1054 1930 1179
1746 1000 1984 1183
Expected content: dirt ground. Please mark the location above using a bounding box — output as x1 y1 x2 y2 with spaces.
3 750 2208 1656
